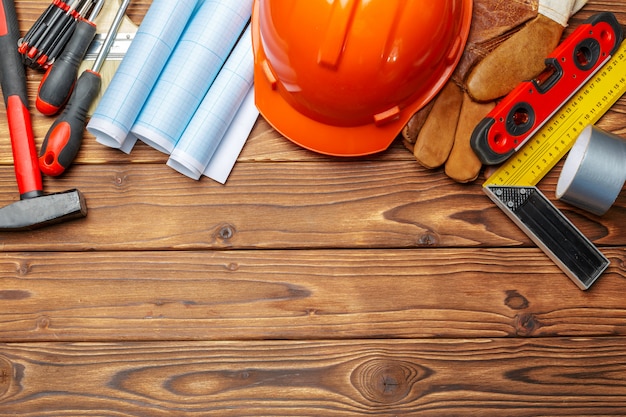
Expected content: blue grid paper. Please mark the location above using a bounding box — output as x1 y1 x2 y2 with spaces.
168 25 253 179
201 86 257 184
87 0 199 148
130 0 253 153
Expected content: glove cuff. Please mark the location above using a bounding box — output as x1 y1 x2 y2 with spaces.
571 0 588 15
538 0 582 26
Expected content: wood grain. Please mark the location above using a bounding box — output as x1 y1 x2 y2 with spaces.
0 248 624 342
0 161 622 251
0 0 625 415
1 339 626 416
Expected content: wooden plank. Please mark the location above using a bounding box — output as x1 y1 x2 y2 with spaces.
1 338 626 416
0 248 623 342
0 161 622 251
570 2 626 24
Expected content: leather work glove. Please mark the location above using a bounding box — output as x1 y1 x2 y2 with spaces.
402 0 588 182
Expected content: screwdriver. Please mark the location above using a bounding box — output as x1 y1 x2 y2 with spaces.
36 0 105 115
39 0 132 176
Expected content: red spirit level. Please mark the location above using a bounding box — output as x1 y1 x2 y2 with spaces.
471 12 623 165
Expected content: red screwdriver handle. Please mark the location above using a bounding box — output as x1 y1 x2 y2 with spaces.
39 69 101 176
36 18 97 115
0 0 44 198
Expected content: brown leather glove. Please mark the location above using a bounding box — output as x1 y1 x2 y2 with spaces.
403 0 586 182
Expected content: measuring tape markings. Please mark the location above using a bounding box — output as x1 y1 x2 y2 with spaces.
484 40 626 187
505 91 592 186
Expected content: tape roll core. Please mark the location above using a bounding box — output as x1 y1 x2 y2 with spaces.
556 125 626 216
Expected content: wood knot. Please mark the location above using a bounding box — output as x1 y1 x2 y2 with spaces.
515 313 542 336
15 261 32 276
504 290 529 310
351 358 431 405
36 315 51 331
417 232 439 246
216 224 236 241
0 355 14 397
113 172 129 187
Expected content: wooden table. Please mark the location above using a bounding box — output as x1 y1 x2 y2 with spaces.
1 1 625 415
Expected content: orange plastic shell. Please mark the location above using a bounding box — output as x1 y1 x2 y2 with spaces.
252 0 473 156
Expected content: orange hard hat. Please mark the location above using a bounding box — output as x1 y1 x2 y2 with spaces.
251 0 473 156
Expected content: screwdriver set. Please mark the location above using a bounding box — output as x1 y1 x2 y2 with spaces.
18 0 104 70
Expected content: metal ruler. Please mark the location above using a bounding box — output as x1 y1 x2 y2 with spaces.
484 39 626 187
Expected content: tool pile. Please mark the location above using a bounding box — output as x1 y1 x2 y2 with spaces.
12 0 133 178
0 0 258 233
2 0 624 255
0 0 87 230
476 12 625 290
15 0 256 182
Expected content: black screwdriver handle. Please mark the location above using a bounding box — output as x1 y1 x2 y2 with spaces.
37 18 96 115
19 1 57 52
0 0 44 198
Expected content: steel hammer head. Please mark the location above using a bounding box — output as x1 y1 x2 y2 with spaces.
0 189 87 231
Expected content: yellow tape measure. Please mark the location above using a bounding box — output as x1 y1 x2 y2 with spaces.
484 40 626 187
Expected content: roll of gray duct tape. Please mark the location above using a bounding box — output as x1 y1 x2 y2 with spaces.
556 125 626 216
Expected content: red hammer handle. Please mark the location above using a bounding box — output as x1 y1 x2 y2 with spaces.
0 0 43 198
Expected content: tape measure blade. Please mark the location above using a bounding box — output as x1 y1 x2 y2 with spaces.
484 40 626 187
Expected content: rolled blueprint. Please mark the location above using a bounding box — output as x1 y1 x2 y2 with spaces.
167 26 254 180
87 0 199 153
131 0 253 154
203 86 258 184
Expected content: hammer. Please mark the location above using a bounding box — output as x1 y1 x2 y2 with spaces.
0 0 86 231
